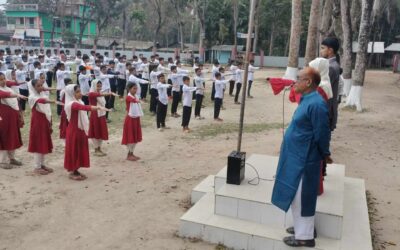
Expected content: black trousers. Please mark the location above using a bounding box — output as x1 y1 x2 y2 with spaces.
182 106 192 127
234 82 242 103
229 80 235 95
214 98 222 119
81 95 89 105
46 71 53 88
56 90 62 116
110 82 117 109
156 101 167 128
105 95 111 119
171 91 180 114
18 89 29 111
179 85 183 102
117 78 126 97
194 94 203 117
211 82 215 101
248 80 253 96
140 82 149 99
149 88 158 113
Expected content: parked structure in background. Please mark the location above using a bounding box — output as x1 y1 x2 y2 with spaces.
5 1 96 47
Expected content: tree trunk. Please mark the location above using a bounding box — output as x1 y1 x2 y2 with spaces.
341 0 353 96
252 0 259 53
351 0 362 37
284 0 302 80
320 0 333 41
304 0 321 65
346 0 374 111
232 0 239 58
268 21 275 56
122 10 126 51
197 0 206 61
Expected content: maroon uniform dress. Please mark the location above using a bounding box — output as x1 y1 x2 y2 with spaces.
121 95 142 145
88 92 108 140
59 95 68 139
28 98 53 154
64 102 92 172
0 90 23 151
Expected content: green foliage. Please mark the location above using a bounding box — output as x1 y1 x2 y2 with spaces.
130 10 146 24
62 30 77 45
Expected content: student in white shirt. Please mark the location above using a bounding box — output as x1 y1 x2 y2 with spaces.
211 60 220 101
194 68 207 120
128 67 149 99
15 63 29 111
55 62 73 116
149 64 162 115
234 62 245 104
214 72 229 121
116 56 127 98
138 57 150 101
167 57 175 69
78 65 92 105
156 73 172 131
247 60 260 98
181 76 200 132
169 65 189 117
93 59 102 79
99 65 118 122
229 60 238 96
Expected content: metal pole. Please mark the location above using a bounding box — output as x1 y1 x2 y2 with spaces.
237 0 256 152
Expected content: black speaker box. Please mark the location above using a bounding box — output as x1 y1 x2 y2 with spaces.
227 151 246 185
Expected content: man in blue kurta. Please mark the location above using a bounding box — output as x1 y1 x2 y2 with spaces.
271 67 333 248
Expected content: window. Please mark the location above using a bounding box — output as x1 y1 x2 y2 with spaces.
55 19 61 28
19 17 24 24
28 17 35 28
65 20 71 29
7 17 16 25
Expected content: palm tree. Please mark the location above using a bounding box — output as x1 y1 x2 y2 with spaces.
346 0 374 111
283 0 302 80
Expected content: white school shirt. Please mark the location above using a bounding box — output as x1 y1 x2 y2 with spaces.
150 71 162 89
56 70 73 90
28 55 37 72
212 65 219 81
139 63 149 79
74 58 83 72
169 73 184 92
93 66 101 79
15 69 27 90
248 65 260 81
132 61 142 71
98 73 115 92
34 68 49 80
0 60 7 71
215 80 228 99
157 82 170 105
157 64 169 72
78 73 91 95
128 74 149 85
21 61 29 72
182 85 197 107
168 63 175 69
194 75 205 95
235 69 244 84
177 68 189 86
116 62 126 79
229 65 238 81
89 55 95 65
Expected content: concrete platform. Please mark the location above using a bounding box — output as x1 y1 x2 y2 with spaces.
179 177 372 250
191 175 215 204
214 154 345 239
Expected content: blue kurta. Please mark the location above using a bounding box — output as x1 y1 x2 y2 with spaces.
271 91 331 217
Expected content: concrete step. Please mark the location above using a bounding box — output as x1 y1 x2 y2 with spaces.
191 175 215 204
214 154 345 239
179 177 372 250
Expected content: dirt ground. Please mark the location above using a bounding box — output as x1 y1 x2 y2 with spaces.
0 67 399 250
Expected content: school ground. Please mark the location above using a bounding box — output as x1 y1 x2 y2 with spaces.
0 67 399 250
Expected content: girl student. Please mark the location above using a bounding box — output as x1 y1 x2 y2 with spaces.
121 82 143 161
64 84 109 181
88 79 118 156
0 72 26 169
27 79 58 175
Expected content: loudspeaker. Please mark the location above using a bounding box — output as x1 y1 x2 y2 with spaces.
227 151 246 185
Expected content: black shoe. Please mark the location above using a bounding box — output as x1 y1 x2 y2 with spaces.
286 227 317 238
283 236 315 248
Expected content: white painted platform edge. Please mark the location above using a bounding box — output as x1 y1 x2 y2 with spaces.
191 175 215 204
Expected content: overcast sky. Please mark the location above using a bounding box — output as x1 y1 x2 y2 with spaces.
0 0 6 10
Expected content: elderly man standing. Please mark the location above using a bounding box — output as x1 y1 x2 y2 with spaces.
271 67 333 248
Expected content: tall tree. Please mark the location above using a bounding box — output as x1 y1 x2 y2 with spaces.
170 0 186 50
77 1 94 47
252 0 260 53
341 0 353 96
284 0 302 80
304 0 321 65
149 0 163 48
346 0 374 111
232 0 239 58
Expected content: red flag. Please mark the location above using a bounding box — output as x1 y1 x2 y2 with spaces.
267 77 294 95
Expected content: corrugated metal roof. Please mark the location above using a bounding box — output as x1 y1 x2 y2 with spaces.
352 41 385 53
385 43 400 52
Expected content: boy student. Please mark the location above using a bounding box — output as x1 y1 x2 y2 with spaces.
107 61 119 110
116 55 127 99
149 64 162 115
234 62 245 104
229 60 237 96
181 76 201 132
214 72 229 122
169 65 186 118
194 68 206 119
78 65 92 105
128 67 150 99
138 57 150 101
15 63 29 111
211 60 220 101
99 65 118 122
156 73 172 131
247 60 260 98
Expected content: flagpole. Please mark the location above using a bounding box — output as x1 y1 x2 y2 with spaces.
237 0 256 152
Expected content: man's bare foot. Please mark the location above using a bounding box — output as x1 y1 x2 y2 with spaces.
34 168 49 175
126 153 137 161
132 154 141 160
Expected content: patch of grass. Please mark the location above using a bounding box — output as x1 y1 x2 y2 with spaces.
191 122 283 139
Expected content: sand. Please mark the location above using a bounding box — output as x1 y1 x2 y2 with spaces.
0 68 399 250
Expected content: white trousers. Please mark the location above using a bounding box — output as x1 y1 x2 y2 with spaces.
34 153 45 169
0 150 15 163
92 139 103 148
127 143 136 153
291 178 315 240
